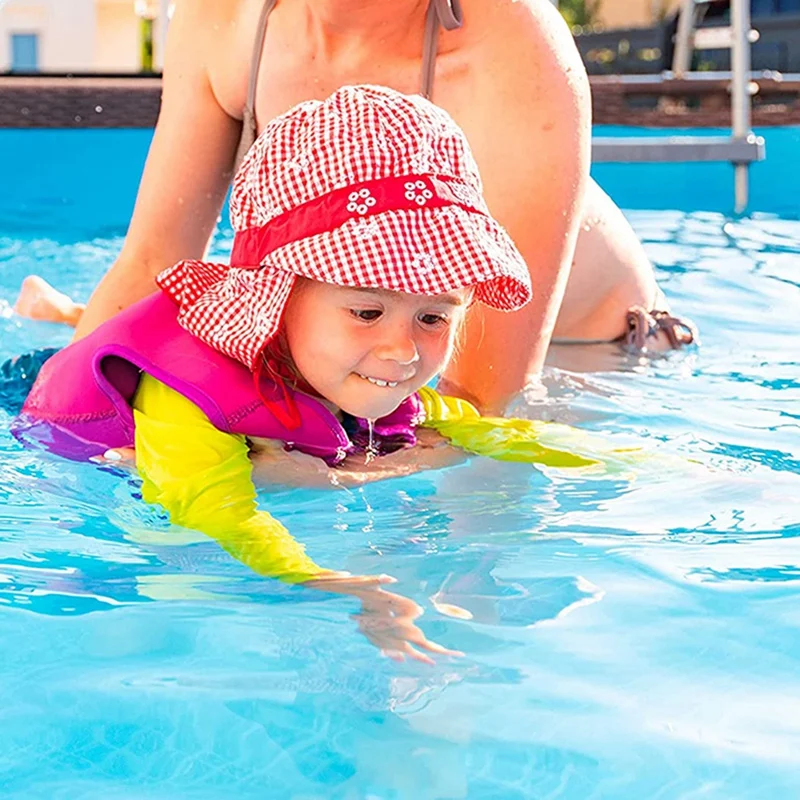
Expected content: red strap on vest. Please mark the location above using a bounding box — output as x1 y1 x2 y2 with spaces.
253 355 302 431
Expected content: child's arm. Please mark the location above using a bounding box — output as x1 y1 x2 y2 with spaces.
417 386 646 474
133 375 324 583
132 374 459 663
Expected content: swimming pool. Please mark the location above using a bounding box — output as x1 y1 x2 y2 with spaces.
1 128 799 798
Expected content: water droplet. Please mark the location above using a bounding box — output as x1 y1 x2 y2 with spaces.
94 105 103 113
364 418 378 465
74 115 82 122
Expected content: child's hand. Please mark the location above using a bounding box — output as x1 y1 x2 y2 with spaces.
91 447 137 470
250 433 466 490
356 586 464 665
305 572 463 665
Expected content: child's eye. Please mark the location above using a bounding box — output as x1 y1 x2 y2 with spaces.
350 309 383 322
418 313 447 327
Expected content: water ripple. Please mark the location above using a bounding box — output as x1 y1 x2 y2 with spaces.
0 206 798 797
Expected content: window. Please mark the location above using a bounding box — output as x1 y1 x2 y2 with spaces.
10 33 39 72
752 0 800 13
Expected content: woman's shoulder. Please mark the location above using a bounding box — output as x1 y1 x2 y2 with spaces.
172 0 247 25
160 0 244 89
168 0 262 115
458 0 584 72
439 0 589 180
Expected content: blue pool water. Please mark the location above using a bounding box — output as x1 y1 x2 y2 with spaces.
1 128 799 798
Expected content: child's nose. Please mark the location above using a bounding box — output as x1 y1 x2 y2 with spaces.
375 327 420 365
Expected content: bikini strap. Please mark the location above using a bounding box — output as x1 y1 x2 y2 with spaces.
421 0 464 100
234 0 278 172
238 0 463 167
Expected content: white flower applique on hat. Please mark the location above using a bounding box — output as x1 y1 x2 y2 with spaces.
404 181 434 206
347 189 377 216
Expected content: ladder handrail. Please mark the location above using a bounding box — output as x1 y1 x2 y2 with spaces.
666 0 756 211
731 0 752 140
673 0 703 77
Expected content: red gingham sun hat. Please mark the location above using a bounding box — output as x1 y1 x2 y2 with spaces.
156 84 532 371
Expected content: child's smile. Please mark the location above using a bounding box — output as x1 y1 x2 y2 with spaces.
356 374 400 388
283 279 469 420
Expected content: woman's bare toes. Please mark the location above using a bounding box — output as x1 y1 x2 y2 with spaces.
13 275 85 327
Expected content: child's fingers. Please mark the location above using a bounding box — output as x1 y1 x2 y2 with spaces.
381 648 407 663
91 447 137 468
359 615 462 663
398 645 436 666
359 589 423 618
430 597 474 620
308 573 397 593
381 642 450 666
415 639 464 658
325 571 396 585
403 625 464 658
102 447 136 463
313 578 463 663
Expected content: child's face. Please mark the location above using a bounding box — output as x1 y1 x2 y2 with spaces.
283 279 469 419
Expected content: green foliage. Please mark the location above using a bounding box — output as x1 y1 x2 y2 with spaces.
140 17 154 73
559 0 603 27
653 0 673 23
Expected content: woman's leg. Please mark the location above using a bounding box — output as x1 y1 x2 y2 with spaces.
13 276 85 328
3 277 77 414
553 180 697 351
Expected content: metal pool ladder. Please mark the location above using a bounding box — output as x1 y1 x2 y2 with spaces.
592 0 765 213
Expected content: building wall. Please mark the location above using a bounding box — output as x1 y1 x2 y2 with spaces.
591 0 682 30
95 1 141 72
0 0 147 73
0 0 96 71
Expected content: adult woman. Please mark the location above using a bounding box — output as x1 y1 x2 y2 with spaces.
29 0 692 413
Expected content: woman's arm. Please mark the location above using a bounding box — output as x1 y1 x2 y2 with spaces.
73 0 243 340
441 0 592 413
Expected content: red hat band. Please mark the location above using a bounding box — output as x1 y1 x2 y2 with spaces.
229 174 486 268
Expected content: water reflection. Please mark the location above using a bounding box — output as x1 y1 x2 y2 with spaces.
0 209 799 795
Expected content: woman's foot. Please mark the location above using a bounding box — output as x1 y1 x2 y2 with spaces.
13 275 85 327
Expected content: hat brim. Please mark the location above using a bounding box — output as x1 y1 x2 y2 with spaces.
259 206 532 312
159 206 531 370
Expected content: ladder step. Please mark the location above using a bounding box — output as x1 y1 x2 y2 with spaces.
592 135 765 164
692 26 760 50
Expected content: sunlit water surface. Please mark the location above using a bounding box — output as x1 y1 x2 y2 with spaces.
1 129 799 798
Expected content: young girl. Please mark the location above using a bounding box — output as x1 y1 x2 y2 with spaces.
13 85 609 662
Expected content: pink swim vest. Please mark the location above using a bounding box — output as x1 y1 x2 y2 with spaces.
13 291 423 464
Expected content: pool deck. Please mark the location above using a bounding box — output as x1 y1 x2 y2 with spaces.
1 74 799 128
0 76 162 128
